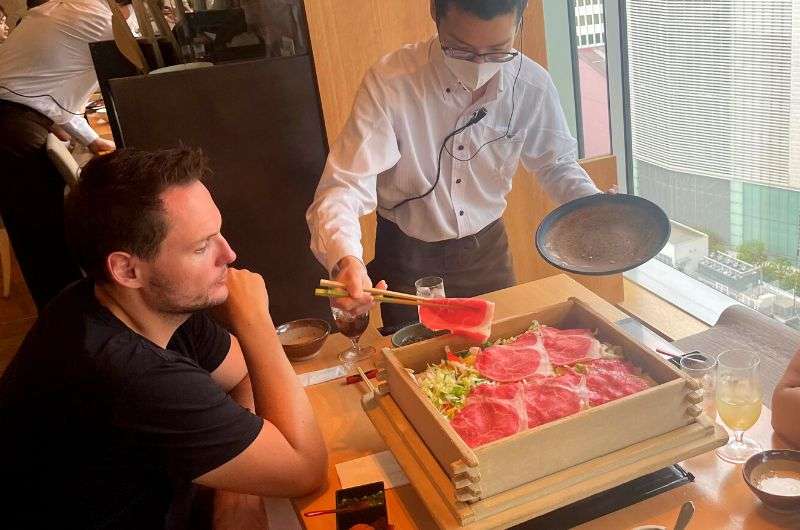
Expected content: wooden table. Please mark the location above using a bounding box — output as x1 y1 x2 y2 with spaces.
575 409 799 530
292 274 800 529
86 109 113 141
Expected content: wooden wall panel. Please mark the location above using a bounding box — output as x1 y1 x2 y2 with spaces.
304 0 622 303
304 0 434 260
304 0 435 141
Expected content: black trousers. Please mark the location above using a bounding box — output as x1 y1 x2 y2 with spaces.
367 216 517 329
0 100 83 310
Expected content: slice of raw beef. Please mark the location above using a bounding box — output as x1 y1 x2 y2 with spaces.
581 358 650 406
522 372 586 428
475 332 554 382
451 383 527 448
539 326 601 365
419 298 495 343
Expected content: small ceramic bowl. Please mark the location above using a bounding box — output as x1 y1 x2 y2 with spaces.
276 318 330 362
391 323 448 348
743 449 800 512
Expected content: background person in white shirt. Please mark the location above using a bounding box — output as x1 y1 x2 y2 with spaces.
307 0 602 327
0 0 126 310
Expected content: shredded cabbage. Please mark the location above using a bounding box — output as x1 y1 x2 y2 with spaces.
488 321 541 346
599 343 623 358
417 361 487 419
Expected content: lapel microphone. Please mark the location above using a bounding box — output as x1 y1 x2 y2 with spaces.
466 107 488 126
388 107 488 210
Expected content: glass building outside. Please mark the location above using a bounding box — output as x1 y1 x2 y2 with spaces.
623 0 800 326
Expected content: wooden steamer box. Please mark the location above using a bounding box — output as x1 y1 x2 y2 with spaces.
363 298 728 528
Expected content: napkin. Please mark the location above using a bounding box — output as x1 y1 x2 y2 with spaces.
297 365 348 387
335 450 409 489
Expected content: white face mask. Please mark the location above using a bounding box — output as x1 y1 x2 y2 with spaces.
443 56 502 92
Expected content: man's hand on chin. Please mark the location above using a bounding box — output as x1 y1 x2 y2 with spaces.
210 268 271 334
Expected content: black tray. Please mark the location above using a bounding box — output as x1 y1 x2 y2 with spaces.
335 481 388 530
512 464 694 530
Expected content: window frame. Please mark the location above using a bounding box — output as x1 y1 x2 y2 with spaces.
603 0 632 193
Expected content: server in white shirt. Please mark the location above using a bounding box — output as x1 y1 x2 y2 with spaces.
307 0 602 327
0 0 130 309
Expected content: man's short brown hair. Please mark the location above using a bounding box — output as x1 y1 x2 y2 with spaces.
66 147 211 282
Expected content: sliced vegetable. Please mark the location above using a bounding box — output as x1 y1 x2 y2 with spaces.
447 351 463 363
416 360 488 419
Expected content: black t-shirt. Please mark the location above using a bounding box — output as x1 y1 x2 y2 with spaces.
0 280 263 530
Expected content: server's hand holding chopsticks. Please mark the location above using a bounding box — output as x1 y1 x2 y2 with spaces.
315 279 476 309
326 256 385 313
315 279 435 307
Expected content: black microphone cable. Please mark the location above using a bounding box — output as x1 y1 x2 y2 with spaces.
0 84 85 116
388 107 487 211
444 17 525 163
389 17 526 210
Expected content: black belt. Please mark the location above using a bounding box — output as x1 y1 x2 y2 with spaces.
375 215 503 253
0 99 54 128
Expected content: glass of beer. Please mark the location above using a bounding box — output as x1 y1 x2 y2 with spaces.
330 305 375 365
715 349 763 463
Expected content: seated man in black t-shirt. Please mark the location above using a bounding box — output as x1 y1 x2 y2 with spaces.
0 147 327 529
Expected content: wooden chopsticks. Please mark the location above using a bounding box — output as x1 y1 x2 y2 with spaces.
315 280 422 307
315 279 448 307
321 279 426 301
314 287 421 307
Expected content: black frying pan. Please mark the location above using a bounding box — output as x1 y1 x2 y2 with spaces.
535 193 670 276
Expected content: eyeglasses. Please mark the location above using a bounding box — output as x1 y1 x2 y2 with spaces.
441 45 519 64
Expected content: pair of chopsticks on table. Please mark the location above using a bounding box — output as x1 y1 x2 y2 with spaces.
315 279 449 307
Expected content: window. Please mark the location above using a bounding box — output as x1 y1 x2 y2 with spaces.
542 2 612 159
575 1 611 157
604 1 800 329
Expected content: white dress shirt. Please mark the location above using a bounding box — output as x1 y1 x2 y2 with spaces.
0 0 114 145
307 37 600 273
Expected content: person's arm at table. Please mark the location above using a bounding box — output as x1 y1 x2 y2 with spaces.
205 338 268 529
194 269 327 498
772 349 800 447
306 68 397 311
